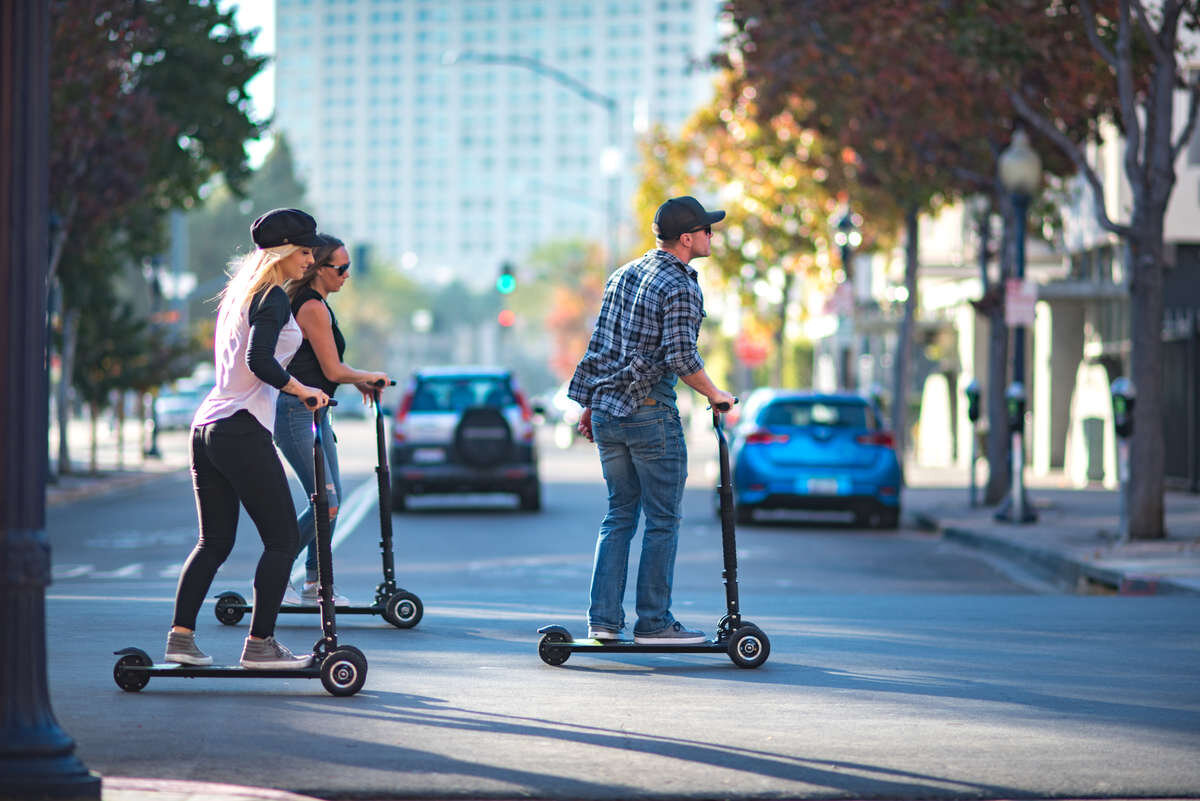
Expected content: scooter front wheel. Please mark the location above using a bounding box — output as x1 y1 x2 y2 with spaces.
320 648 368 696
214 592 247 626
382 590 423 629
727 626 770 669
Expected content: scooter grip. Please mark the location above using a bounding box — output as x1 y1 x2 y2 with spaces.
372 379 397 388
305 397 339 408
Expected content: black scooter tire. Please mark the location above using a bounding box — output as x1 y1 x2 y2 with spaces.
320 648 368 696
538 630 571 666
727 626 770 669
382 590 423 629
113 650 152 692
214 592 247 626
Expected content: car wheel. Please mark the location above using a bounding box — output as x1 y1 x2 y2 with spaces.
735 501 756 525
390 483 407 512
877 507 900 529
519 481 541 511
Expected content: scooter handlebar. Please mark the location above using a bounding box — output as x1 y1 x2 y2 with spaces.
372 379 397 388
305 397 339 408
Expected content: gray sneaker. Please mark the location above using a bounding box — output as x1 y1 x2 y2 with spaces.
301 583 349 606
239 636 313 670
165 630 213 666
634 621 706 645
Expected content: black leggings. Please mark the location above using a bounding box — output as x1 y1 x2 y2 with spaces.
172 411 300 639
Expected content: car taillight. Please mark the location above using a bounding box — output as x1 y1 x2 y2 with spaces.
514 388 533 422
856 431 895 448
393 391 413 442
745 429 790 445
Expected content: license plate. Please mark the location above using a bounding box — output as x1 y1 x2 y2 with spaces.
803 478 841 495
412 447 445 463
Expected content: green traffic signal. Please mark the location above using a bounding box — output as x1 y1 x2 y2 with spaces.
496 274 516 294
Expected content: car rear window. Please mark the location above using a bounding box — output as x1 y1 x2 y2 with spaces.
410 377 515 412
760 400 872 429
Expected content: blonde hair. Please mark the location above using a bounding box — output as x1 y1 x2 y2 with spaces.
217 244 300 322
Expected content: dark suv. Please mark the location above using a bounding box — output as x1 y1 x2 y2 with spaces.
390 367 541 511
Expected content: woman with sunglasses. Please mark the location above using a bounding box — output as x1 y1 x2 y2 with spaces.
274 233 390 605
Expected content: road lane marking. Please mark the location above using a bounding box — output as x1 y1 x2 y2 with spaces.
90 563 144 579
288 479 377 584
52 565 94 579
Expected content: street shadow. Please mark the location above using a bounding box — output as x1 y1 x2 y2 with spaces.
264 689 1028 800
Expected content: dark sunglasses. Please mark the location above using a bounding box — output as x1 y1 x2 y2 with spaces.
324 262 350 276
688 225 712 236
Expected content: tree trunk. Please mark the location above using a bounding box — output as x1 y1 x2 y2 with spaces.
115 391 125 470
55 306 79 476
773 272 793 387
1128 229 1166 538
88 403 98 475
891 204 919 457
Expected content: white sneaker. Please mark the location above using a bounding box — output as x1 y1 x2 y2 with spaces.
281 583 302 606
301 583 349 605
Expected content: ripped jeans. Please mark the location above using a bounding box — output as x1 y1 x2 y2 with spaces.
273 392 342 584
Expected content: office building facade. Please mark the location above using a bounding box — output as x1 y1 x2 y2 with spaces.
273 0 721 284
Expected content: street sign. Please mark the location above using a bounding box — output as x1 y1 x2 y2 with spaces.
1005 278 1037 326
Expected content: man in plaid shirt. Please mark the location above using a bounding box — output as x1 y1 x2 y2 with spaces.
567 196 735 645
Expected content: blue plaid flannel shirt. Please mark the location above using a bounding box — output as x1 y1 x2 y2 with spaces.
567 249 705 417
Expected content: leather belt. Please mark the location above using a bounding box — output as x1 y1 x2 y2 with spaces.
640 397 657 406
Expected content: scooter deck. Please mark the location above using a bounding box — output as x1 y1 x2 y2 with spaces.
559 638 727 654
122 663 321 679
259 603 383 616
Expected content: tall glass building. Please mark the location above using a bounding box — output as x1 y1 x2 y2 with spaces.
273 0 721 284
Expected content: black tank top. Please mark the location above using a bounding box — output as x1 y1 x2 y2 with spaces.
287 286 345 397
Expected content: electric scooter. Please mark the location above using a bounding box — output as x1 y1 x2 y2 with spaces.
536 399 770 669
211 381 423 630
113 400 369 697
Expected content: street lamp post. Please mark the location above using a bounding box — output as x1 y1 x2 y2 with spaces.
995 129 1041 524
444 51 621 269
1 2 101 797
831 208 862 390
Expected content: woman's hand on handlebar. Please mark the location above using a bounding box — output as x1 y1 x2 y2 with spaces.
298 385 330 409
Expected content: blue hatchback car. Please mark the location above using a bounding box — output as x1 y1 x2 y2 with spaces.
725 389 902 528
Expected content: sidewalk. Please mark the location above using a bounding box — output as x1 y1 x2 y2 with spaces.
46 419 190 507
906 463 1200 595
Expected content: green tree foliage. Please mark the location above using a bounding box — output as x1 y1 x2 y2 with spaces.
186 136 310 323
50 0 265 470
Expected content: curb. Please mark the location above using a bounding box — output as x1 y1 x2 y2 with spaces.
914 512 1200 597
102 777 322 801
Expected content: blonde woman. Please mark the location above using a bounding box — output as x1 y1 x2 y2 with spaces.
165 208 330 670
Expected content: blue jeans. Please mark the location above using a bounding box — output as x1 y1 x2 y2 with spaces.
273 393 342 583
588 403 688 635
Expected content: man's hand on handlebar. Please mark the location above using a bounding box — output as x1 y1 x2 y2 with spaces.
707 390 736 413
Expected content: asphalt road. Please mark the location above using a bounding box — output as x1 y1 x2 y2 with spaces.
43 420 1200 799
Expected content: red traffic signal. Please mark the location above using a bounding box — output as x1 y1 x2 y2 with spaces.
497 309 516 327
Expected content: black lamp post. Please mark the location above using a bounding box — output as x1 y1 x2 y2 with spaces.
995 129 1041 524
1 2 101 798
832 208 861 389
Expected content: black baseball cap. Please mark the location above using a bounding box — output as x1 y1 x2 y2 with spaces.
250 208 322 249
652 196 725 240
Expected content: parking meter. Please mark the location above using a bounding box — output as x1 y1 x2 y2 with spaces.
1005 382 1026 433
965 380 981 423
1111 377 1135 439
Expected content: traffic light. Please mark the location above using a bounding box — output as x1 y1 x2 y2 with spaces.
497 309 516 327
496 262 516 294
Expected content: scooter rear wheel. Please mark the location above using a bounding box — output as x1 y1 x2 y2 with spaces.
382 590 423 629
113 650 152 692
727 626 770 669
538 630 571 666
215 593 247 626
320 648 368 696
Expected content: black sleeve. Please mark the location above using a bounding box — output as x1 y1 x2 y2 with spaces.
246 286 293 390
